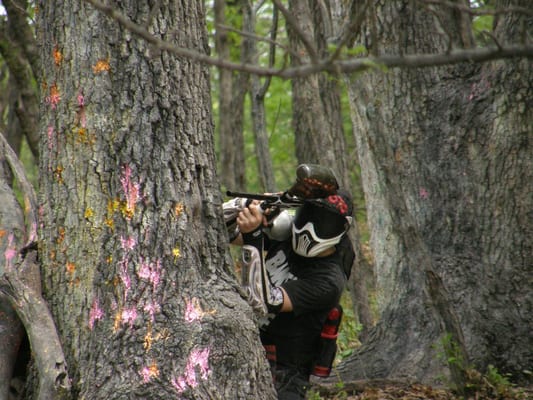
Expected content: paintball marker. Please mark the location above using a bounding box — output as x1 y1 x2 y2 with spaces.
223 164 340 241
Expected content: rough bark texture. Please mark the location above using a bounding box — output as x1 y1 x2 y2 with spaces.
288 0 374 336
37 1 275 399
1 133 70 400
339 0 532 385
0 163 26 400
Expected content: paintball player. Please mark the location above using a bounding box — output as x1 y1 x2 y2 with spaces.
225 165 355 399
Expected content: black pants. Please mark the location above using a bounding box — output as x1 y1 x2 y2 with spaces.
273 366 310 400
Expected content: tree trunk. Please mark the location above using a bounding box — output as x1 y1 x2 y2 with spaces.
37 1 275 398
0 0 40 161
340 0 532 385
0 157 26 400
243 1 276 192
215 0 247 192
287 0 374 336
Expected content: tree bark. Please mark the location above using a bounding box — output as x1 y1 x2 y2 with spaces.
37 1 275 398
1 132 69 400
340 0 532 385
287 0 374 336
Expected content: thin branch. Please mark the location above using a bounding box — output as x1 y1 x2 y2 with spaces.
84 0 533 80
216 22 297 59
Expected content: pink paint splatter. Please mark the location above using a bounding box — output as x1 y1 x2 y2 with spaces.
137 257 162 290
89 297 104 330
46 83 61 109
121 306 138 327
143 301 161 322
419 187 429 200
139 362 159 383
118 257 131 300
171 347 211 394
47 126 55 150
4 233 17 271
121 236 137 252
120 164 141 219
185 297 203 323
139 367 152 383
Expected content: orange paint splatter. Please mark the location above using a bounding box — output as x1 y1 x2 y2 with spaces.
140 361 159 383
54 165 64 183
47 83 61 109
174 202 184 217
144 323 153 351
57 227 65 244
66 262 76 274
53 47 63 66
92 59 111 74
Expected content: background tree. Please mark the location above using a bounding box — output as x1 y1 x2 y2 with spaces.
0 0 40 159
214 0 247 192
337 0 532 388
34 0 275 398
283 0 374 337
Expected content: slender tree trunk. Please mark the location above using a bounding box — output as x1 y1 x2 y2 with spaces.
215 0 247 192
0 0 40 160
243 0 276 192
37 1 275 398
340 0 532 384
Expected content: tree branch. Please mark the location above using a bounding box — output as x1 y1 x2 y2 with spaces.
0 251 71 400
84 0 533 80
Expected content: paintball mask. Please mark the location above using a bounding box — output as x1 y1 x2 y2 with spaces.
292 191 353 257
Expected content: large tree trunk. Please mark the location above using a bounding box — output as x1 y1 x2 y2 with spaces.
339 0 532 385
37 1 275 398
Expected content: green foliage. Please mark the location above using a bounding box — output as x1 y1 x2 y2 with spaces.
335 291 363 363
434 334 527 399
471 1 495 45
436 333 465 368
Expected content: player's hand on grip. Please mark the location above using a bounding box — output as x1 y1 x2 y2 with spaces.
236 201 265 234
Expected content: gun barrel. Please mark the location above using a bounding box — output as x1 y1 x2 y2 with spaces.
226 191 279 202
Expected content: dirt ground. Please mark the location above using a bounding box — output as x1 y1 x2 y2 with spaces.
310 379 532 400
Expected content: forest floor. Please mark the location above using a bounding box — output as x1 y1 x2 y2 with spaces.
309 378 533 400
